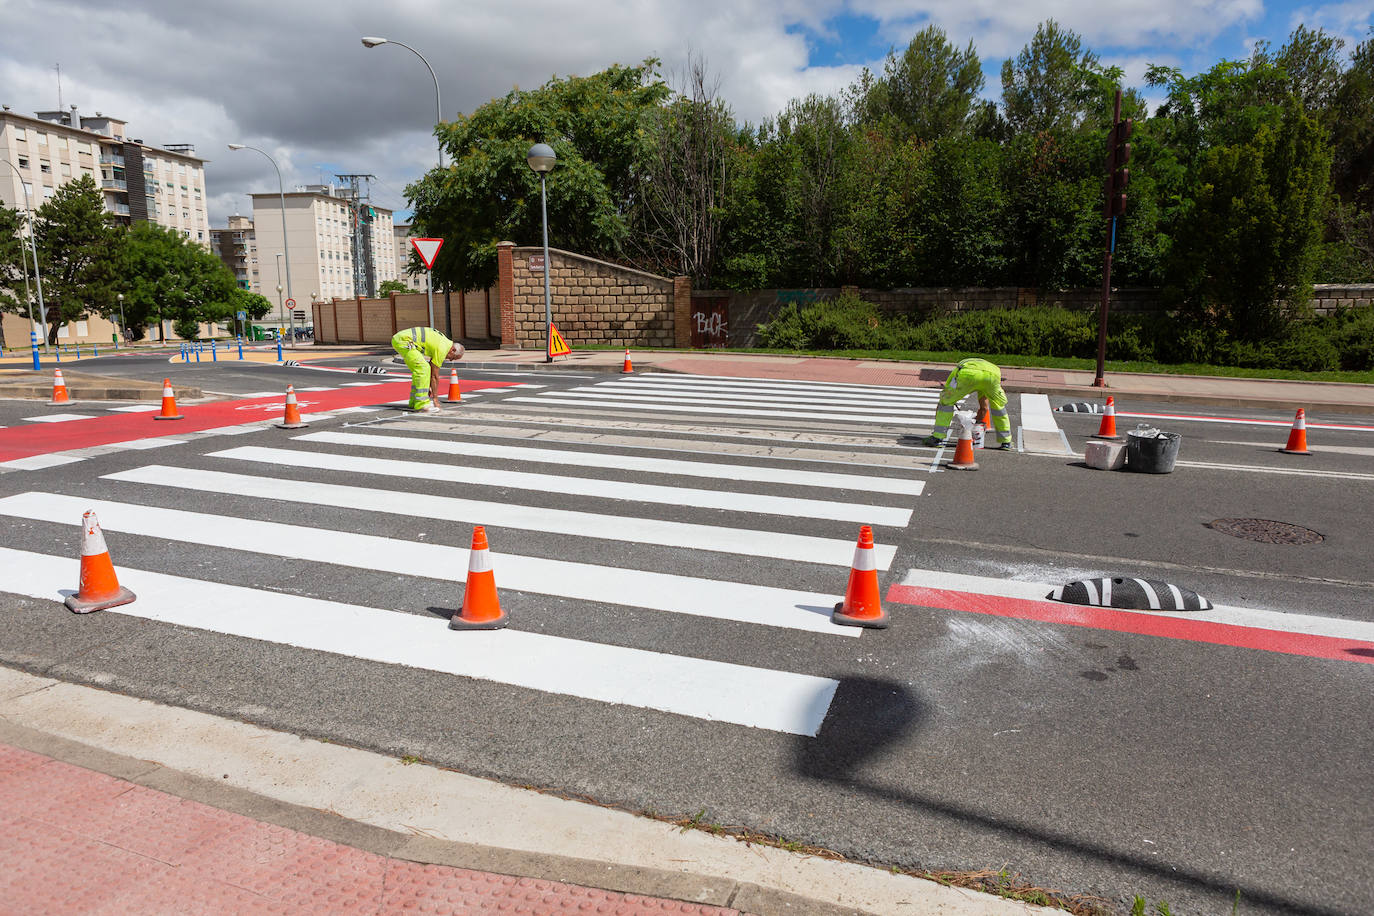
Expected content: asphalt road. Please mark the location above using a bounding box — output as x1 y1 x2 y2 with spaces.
0 350 1369 915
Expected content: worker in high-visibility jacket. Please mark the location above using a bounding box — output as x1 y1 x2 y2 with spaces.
390 326 464 411
923 357 1013 449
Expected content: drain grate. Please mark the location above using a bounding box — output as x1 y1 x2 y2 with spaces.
1207 518 1324 545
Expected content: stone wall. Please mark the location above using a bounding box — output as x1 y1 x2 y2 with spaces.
496 242 688 349
1311 284 1374 315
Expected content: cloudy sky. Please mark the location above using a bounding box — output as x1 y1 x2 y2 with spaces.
2 0 1370 227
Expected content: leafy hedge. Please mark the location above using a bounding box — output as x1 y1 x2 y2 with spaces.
755 297 1374 372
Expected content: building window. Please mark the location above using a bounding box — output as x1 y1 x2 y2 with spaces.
54 136 67 150
35 132 47 146
17 155 27 168
14 127 25 141
39 161 51 174
61 163 71 176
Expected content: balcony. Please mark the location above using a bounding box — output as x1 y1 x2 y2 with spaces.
100 154 125 167
106 202 130 217
102 178 127 191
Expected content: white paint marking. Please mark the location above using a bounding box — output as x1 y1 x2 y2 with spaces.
1135 578 1161 610
608 373 936 396
898 568 1374 642
539 390 934 418
0 547 837 735
209 446 912 527
106 405 161 413
1172 460 1374 482
299 431 925 497
114 438 188 450
236 391 287 398
0 493 860 637
1209 440 1374 457
294 386 338 392
505 397 930 428
340 382 388 387
105 465 896 569
1100 577 1112 607
0 455 85 471
591 380 939 405
1165 583 1185 610
1018 393 1060 432
1082 578 1100 605
22 414 96 423
1117 411 1374 432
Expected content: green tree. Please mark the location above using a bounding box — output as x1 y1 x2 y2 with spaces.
233 288 274 320
0 205 34 339
378 279 414 294
914 138 1009 286
32 175 122 344
117 222 236 342
1001 21 1103 135
831 129 925 287
1166 97 1333 338
855 26 985 142
408 59 671 291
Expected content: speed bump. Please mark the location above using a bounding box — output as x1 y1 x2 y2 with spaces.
1049 577 1212 611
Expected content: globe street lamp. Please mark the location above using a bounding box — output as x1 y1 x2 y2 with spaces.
526 143 556 362
361 37 443 169
1 157 49 350
228 143 293 345
117 292 125 345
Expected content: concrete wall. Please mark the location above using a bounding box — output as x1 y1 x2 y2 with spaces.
496 242 690 349
311 287 500 344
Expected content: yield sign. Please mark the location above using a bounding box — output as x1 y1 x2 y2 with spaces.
411 237 444 270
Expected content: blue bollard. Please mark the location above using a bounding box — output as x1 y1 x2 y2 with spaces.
212 340 217 362
194 343 201 363
93 344 98 357
237 335 244 359
55 346 61 363
276 331 283 362
30 331 40 371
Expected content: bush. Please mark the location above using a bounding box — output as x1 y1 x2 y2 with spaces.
1271 325 1340 372
173 318 201 342
909 307 1095 358
757 294 917 350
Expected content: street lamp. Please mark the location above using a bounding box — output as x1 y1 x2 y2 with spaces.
117 292 125 345
361 37 443 169
1 157 49 350
526 143 556 362
228 143 293 345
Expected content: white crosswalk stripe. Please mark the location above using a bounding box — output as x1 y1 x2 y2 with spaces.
0 390 928 734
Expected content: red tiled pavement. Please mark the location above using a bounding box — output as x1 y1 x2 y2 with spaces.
0 744 740 916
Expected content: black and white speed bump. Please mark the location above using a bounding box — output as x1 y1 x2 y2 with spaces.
1049 577 1213 611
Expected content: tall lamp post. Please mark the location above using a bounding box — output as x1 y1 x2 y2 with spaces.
1 157 49 351
360 37 443 169
227 143 292 344
116 292 125 346
526 143 556 362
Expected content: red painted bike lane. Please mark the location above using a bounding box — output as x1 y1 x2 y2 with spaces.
0 380 515 463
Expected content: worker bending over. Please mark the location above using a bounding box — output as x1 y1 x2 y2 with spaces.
391 326 464 411
923 357 1013 450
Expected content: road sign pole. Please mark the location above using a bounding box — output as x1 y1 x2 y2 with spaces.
426 268 435 329
410 239 444 332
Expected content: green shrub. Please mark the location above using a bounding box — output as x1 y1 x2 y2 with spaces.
1329 310 1374 370
909 307 1095 358
1271 325 1341 371
173 318 201 342
756 294 917 350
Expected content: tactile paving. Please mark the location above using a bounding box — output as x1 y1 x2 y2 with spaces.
0 742 742 915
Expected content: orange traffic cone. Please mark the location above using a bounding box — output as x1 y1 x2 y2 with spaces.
621 348 633 373
948 420 979 470
1092 396 1120 439
64 510 136 614
446 369 461 403
153 378 183 420
449 526 508 630
275 385 309 429
1280 408 1310 455
975 403 989 427
50 369 70 404
832 525 887 628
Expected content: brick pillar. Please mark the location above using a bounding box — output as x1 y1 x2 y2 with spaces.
497 241 516 349
672 276 693 348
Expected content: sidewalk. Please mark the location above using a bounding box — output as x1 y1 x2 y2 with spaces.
0 667 1044 916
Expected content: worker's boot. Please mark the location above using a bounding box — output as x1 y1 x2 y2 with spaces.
921 435 944 448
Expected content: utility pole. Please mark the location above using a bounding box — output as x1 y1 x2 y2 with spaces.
1094 90 1132 388
335 173 378 299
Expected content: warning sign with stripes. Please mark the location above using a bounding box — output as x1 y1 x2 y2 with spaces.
547 324 571 359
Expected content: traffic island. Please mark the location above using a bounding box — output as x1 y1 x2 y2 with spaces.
0 371 201 402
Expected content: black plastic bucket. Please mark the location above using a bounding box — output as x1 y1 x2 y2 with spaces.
1126 430 1181 474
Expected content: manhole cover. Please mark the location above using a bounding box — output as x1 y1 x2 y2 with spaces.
1207 518 1324 545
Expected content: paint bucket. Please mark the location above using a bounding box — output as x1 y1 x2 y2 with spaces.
1126 426 1181 474
972 424 985 449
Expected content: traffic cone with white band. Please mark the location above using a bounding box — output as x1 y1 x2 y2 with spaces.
832 525 887 628
446 369 461 403
50 369 70 404
1280 408 1310 455
622 349 633 373
153 378 183 420
449 526 508 630
275 385 308 429
948 419 979 470
1092 396 1120 439
64 511 136 614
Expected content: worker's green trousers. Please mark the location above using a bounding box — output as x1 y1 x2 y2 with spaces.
930 359 1012 445
397 345 433 409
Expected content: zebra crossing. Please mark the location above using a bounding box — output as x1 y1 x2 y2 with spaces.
0 373 937 737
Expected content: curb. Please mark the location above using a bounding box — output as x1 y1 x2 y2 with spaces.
1001 382 1374 416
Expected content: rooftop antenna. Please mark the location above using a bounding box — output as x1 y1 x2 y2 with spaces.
54 63 63 110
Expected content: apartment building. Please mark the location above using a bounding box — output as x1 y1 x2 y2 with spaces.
0 105 211 345
210 215 257 290
250 184 397 307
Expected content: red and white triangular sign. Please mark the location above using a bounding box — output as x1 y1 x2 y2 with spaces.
411 237 444 270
